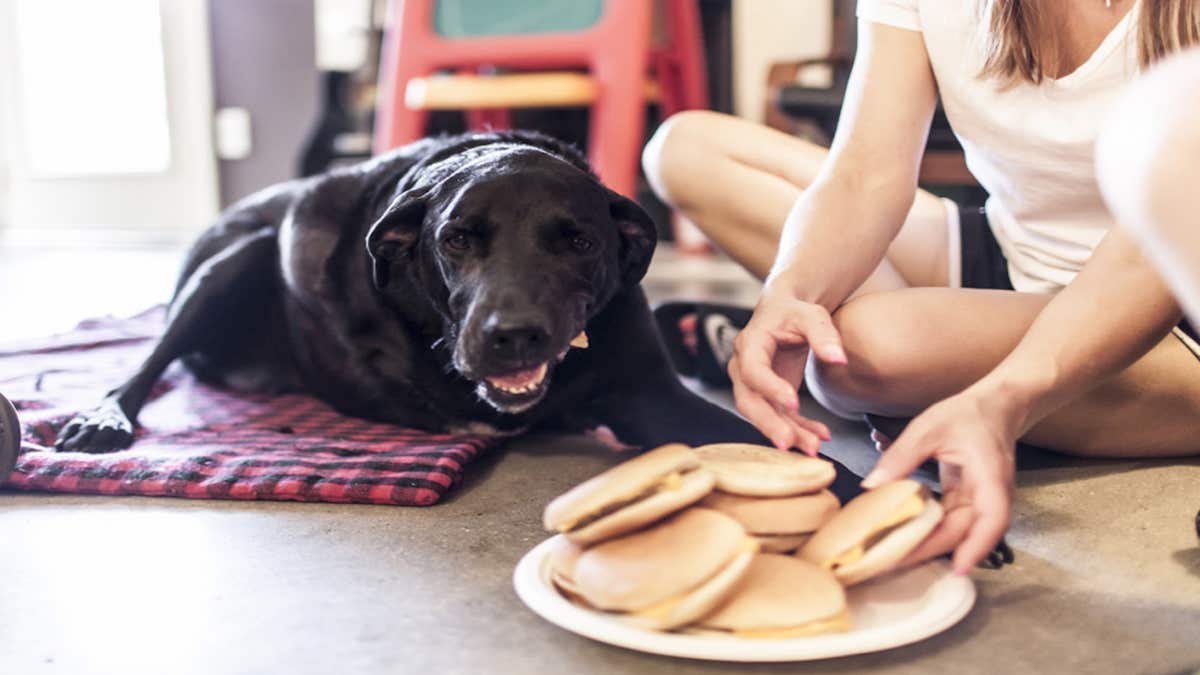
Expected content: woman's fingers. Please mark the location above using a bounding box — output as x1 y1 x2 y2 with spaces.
860 427 933 488
778 408 823 454
777 403 829 440
899 500 972 567
731 369 798 450
778 407 829 454
798 415 832 443
951 478 1012 574
793 305 847 365
726 298 847 452
786 420 822 455
730 364 826 454
731 329 800 412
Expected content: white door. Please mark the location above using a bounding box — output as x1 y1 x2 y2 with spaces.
0 0 219 245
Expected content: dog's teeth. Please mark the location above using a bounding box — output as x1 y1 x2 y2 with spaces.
487 362 548 395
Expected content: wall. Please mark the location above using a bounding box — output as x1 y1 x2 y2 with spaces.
732 0 831 122
208 0 319 206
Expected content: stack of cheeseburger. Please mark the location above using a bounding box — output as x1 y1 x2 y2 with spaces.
541 443 943 637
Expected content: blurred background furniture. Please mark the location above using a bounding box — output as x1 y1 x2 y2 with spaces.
298 0 382 177
372 0 709 198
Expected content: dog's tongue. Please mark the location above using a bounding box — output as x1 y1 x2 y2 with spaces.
487 362 548 391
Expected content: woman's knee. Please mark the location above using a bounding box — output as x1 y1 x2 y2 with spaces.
806 295 914 418
642 110 731 208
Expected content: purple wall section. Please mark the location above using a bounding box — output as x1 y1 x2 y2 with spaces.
207 0 319 206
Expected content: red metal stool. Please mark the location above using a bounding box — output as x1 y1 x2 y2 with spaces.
373 0 709 199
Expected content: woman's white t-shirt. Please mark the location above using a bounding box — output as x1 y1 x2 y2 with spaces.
857 0 1141 293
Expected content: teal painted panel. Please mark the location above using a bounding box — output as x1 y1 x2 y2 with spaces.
433 0 604 37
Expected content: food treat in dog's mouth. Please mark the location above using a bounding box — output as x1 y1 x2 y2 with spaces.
557 331 590 361
486 363 549 394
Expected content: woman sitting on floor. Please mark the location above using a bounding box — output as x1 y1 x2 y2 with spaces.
642 0 1200 570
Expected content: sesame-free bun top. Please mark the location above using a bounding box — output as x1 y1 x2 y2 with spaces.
798 479 939 584
699 554 849 636
693 443 836 496
700 489 840 535
542 444 714 544
571 508 754 616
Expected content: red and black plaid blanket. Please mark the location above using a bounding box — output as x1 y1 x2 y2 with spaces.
0 309 497 506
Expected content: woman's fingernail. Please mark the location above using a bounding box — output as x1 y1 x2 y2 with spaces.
860 469 884 488
830 346 848 363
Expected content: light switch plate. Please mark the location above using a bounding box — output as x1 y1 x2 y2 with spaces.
214 107 253 160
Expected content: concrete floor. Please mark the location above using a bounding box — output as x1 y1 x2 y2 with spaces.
1 243 1198 675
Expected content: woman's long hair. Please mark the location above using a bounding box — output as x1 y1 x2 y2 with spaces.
979 0 1200 84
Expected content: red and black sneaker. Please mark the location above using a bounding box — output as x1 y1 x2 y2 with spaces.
652 302 752 388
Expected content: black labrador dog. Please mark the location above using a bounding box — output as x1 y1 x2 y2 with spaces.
54 131 789 457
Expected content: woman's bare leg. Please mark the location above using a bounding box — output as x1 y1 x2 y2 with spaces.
808 288 1200 457
642 110 952 293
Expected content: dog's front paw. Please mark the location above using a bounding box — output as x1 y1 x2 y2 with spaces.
55 401 134 453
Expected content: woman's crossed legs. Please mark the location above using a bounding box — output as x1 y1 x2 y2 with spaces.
643 111 1200 458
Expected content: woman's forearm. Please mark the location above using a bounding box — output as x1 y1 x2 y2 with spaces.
762 21 938 310
765 170 917 309
970 228 1182 435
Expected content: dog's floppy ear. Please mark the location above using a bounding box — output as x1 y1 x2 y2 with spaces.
366 193 427 288
607 188 657 286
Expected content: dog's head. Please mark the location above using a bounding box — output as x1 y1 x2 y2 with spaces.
366 139 656 414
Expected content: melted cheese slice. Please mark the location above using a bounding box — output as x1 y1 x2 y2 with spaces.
826 545 864 570
731 608 852 639
827 494 926 570
631 593 683 621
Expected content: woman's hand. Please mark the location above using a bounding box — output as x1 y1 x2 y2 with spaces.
862 388 1020 574
727 289 847 455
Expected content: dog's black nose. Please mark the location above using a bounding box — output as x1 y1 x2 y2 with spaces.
484 322 550 362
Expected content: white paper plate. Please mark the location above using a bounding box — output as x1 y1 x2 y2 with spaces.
513 535 976 662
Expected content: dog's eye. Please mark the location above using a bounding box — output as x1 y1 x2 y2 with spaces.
443 233 470 251
570 236 594 253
